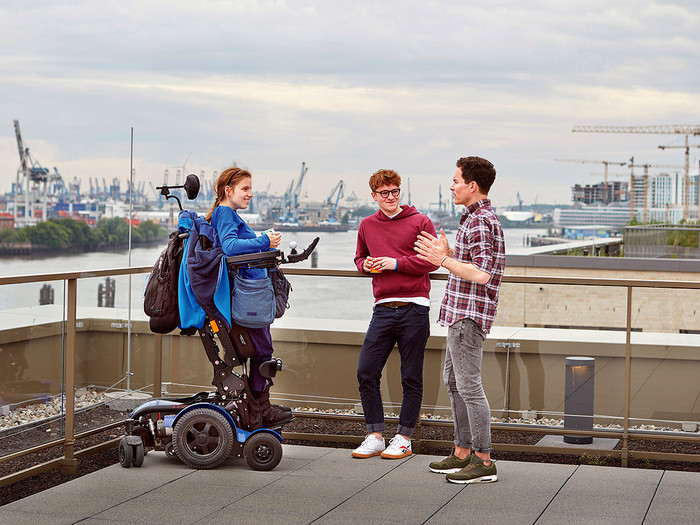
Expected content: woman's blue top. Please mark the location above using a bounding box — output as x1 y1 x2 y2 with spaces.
211 206 270 280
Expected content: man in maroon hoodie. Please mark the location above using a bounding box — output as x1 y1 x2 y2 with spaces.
352 169 439 459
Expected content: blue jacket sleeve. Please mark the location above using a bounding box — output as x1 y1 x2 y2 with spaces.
212 206 270 255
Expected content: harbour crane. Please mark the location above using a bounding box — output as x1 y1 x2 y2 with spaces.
283 162 307 223
555 159 627 205
13 119 51 223
148 182 162 205
325 180 344 222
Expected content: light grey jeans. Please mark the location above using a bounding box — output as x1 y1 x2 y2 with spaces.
444 318 492 453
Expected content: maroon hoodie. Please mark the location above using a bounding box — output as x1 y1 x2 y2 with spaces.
354 205 439 302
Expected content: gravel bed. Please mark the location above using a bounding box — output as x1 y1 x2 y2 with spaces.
1 402 698 508
1 404 128 507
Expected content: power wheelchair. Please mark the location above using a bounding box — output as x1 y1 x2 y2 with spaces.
119 175 319 471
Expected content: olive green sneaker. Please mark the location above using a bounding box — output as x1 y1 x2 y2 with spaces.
445 454 498 484
428 447 472 474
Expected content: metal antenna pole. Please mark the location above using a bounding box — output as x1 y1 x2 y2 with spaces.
127 127 134 392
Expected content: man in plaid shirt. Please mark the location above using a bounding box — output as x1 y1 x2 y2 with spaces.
415 156 505 484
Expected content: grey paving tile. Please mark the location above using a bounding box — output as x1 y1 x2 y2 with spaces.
0 461 194 520
644 470 700 525
284 447 409 481
537 464 663 525
93 490 222 525
0 510 80 525
316 455 463 524
426 460 578 525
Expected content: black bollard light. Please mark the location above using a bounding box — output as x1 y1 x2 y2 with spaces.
564 356 595 444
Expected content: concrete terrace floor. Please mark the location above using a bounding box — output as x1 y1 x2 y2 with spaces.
1 444 698 525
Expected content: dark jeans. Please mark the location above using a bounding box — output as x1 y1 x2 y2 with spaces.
357 303 430 437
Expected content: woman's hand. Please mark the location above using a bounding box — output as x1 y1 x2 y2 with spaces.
267 231 281 249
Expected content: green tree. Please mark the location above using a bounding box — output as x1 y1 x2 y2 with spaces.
0 227 24 243
25 221 72 249
52 218 97 248
95 217 129 246
135 220 165 242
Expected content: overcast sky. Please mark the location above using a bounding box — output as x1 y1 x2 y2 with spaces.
1 0 699 210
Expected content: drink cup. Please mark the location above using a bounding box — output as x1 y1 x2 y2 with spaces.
367 257 382 273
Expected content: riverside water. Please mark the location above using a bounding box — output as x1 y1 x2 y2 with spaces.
1 227 547 322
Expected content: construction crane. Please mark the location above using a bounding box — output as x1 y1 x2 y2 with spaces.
573 125 700 135
325 180 344 222
658 137 700 220
572 125 700 221
555 159 627 205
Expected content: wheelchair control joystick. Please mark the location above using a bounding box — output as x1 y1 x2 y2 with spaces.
289 241 298 255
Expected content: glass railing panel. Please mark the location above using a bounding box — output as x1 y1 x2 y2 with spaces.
0 280 67 457
488 282 630 434
629 287 700 432
282 273 372 322
73 273 151 433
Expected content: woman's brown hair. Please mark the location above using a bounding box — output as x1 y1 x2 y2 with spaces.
204 165 252 221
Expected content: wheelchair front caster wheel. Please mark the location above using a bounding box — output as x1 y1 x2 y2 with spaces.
164 441 176 458
243 433 282 471
119 437 145 468
119 438 133 468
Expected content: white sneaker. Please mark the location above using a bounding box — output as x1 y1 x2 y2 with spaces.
381 434 412 459
351 434 386 458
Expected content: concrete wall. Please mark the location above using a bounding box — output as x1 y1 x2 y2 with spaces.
498 255 700 332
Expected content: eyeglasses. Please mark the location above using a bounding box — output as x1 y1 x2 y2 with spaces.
374 188 400 199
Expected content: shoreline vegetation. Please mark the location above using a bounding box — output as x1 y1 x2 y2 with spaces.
0 218 166 257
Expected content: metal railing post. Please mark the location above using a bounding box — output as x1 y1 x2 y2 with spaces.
60 278 78 475
622 285 633 467
154 333 163 398
413 417 423 454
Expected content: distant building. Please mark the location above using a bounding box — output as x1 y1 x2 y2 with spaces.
563 225 616 239
554 204 694 229
571 181 628 205
0 212 14 230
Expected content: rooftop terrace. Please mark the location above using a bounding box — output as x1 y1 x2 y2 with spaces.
1 444 698 524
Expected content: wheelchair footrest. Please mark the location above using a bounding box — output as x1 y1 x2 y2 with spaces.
258 358 283 379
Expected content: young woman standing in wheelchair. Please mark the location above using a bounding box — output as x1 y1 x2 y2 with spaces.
205 165 292 427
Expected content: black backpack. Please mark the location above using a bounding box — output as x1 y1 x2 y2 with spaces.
144 231 185 333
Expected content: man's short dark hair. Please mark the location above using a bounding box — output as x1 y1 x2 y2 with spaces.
456 156 496 194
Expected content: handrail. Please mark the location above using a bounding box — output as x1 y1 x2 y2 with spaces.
0 266 151 285
6 265 700 290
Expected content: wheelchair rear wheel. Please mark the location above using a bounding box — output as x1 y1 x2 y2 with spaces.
173 408 234 469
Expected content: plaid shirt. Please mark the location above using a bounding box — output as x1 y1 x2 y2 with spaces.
438 199 505 334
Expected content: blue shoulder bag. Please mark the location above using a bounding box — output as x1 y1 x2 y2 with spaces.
231 273 276 328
